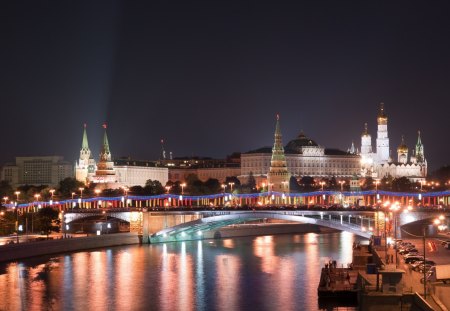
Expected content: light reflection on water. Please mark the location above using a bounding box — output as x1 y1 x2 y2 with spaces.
0 232 362 311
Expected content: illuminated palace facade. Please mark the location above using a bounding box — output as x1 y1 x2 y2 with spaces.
240 117 361 185
360 104 427 181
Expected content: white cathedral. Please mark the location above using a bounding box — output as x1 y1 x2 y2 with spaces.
359 103 427 181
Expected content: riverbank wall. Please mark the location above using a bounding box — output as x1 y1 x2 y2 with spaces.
0 233 138 263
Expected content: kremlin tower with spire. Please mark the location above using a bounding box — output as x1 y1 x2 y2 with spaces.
267 115 291 193
75 124 96 184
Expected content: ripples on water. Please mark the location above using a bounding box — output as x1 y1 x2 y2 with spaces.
0 232 362 311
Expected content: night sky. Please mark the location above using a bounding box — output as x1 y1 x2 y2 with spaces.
1 1 449 171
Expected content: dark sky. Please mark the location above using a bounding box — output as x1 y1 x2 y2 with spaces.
1 1 449 171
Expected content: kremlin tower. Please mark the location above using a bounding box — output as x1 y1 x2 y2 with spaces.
75 124 96 184
92 124 117 185
267 115 291 193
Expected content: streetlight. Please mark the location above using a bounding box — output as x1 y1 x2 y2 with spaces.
181 183 186 195
338 181 345 205
338 180 346 192
49 189 55 200
221 184 226 193
71 192 76 200
165 186 171 194
320 181 325 191
228 182 235 193
79 187 84 199
2 197 8 205
15 191 20 203
95 189 101 196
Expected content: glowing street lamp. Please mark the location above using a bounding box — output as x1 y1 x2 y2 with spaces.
79 187 84 199
320 181 325 191
221 184 226 193
71 192 76 200
94 189 101 196
49 189 55 201
15 191 20 202
2 196 8 205
165 186 171 194
181 183 186 195
228 182 235 193
338 180 346 192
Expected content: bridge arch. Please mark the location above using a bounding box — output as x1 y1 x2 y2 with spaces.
149 211 372 243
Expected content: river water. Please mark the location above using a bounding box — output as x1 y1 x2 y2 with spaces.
0 232 364 311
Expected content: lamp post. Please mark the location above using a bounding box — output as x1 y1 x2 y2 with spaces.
221 184 226 193
181 183 186 195
33 194 40 234
338 181 345 205
15 191 20 203
320 181 325 191
79 187 84 199
49 189 55 202
228 182 235 194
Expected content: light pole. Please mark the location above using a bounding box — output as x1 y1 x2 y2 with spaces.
15 191 20 203
320 181 325 191
181 183 186 195
338 181 345 205
221 184 226 193
49 189 55 202
79 187 84 199
229 182 235 194
33 194 40 234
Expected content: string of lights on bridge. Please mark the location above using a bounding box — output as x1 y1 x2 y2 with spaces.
3 189 450 209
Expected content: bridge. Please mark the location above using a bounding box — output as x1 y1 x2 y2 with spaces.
62 208 450 244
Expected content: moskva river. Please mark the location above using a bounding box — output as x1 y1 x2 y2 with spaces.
0 232 364 311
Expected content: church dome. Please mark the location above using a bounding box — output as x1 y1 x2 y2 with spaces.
397 136 408 153
285 131 318 153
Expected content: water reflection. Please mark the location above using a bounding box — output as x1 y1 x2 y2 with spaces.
0 232 362 311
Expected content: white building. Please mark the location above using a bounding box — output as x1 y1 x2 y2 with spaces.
114 158 168 187
360 103 427 181
1 156 73 187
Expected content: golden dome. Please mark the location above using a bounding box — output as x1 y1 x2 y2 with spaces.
377 102 388 125
397 135 408 153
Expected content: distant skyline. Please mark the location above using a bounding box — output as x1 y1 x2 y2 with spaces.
1 1 449 171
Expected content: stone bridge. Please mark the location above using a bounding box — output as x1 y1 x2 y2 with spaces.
64 209 379 243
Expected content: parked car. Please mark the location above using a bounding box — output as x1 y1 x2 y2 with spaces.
400 248 418 255
411 260 435 271
405 256 424 264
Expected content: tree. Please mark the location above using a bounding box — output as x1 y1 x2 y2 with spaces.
58 177 84 198
36 207 60 238
289 176 301 192
299 176 314 191
0 181 13 200
362 177 374 190
246 172 257 193
392 177 412 192
204 178 221 194
144 180 164 195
